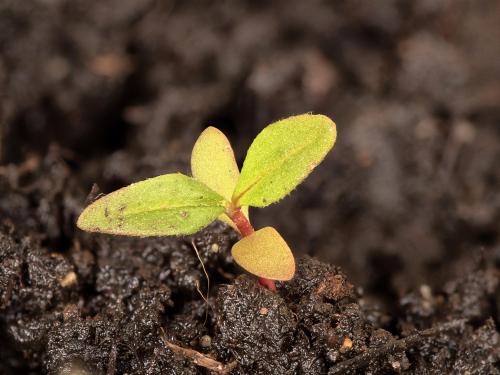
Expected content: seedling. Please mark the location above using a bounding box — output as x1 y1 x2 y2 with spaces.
77 114 337 291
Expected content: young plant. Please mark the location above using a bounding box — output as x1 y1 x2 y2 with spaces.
77 114 337 291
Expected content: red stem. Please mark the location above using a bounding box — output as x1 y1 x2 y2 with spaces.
230 209 254 237
229 208 276 292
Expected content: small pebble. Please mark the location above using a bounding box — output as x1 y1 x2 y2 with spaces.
453 120 476 143
200 335 212 348
60 271 77 287
326 349 339 363
419 284 432 300
259 307 269 315
339 337 353 353
211 243 220 253
415 118 438 140
62 304 78 321
391 361 401 371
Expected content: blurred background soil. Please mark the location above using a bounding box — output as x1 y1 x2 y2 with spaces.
3 0 499 295
0 0 499 373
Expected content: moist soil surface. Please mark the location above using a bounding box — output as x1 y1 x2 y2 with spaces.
1 1 500 374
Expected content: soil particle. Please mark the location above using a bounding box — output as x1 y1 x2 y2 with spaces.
443 268 499 322
368 329 411 372
213 258 401 374
398 266 500 374
1 217 499 374
214 276 300 374
407 319 500 374
0 234 22 310
0 135 498 375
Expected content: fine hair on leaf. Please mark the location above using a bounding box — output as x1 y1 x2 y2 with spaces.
232 114 336 208
77 173 227 236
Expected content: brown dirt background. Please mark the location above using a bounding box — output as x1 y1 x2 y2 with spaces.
1 1 499 374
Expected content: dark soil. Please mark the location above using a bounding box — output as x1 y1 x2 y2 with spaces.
1 1 499 374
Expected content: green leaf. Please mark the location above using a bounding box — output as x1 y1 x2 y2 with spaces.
191 126 250 230
231 227 295 280
77 173 226 236
232 114 336 207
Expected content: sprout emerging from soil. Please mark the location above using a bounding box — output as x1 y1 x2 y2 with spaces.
77 114 337 290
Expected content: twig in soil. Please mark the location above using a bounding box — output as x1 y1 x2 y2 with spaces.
161 331 236 374
329 319 467 374
191 240 210 324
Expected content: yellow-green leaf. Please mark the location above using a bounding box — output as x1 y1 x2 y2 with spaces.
77 173 226 236
231 227 295 281
191 127 240 201
232 114 336 207
191 126 249 230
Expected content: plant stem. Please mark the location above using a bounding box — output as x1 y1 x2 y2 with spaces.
230 208 254 237
229 208 277 292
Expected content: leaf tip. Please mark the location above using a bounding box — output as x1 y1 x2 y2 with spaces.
76 205 95 232
195 126 228 145
76 211 85 230
310 113 337 138
326 115 337 140
204 125 224 134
